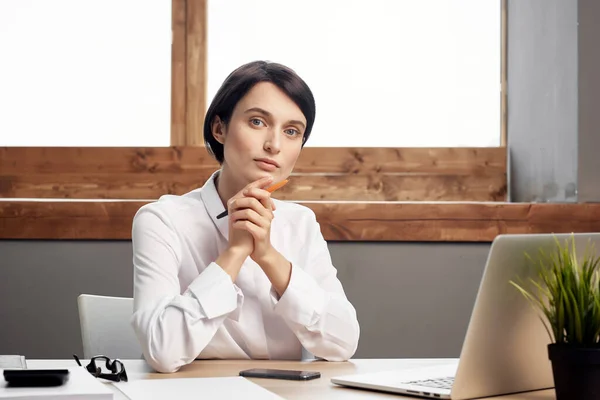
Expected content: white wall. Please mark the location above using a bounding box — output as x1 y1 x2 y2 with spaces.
0 0 171 146
208 0 501 147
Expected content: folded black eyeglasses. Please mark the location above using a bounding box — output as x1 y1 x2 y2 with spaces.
73 354 128 382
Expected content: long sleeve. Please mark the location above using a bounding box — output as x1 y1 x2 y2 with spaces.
130 207 243 373
269 211 360 361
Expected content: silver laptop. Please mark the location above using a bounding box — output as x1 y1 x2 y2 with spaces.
332 233 600 399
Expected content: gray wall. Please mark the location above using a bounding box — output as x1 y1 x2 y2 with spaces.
507 0 578 202
577 0 600 203
0 242 133 358
331 242 489 358
0 240 489 359
508 0 600 202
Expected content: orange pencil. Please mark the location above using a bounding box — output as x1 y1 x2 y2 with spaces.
266 179 289 193
216 179 289 219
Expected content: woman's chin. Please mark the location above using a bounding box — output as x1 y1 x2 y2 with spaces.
242 165 286 184
246 171 275 184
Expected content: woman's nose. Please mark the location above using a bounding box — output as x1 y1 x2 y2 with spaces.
263 129 281 153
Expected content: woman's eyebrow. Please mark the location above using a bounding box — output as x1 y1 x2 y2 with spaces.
288 119 306 130
244 107 272 117
244 107 306 129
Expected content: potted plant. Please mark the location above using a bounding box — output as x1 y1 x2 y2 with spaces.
510 234 600 400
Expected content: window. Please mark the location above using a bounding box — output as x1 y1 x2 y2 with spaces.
207 0 501 147
0 0 517 242
0 0 171 146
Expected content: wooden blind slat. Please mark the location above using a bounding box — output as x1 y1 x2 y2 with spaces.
0 147 507 201
2 201 598 242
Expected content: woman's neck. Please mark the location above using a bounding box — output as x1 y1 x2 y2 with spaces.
215 165 243 209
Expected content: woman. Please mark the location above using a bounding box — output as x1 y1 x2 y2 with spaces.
131 61 360 373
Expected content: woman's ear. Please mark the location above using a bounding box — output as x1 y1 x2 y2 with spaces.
211 116 226 144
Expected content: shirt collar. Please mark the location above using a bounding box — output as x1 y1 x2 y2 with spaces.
199 170 229 240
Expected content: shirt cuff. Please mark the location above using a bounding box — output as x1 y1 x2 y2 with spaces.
270 264 326 326
187 262 244 320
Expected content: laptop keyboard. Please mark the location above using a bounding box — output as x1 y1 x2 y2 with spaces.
403 376 454 390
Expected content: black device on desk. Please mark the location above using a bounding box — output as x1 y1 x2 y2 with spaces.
239 368 321 381
3 369 70 387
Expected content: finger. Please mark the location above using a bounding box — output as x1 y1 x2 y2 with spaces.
230 208 270 229
227 177 274 213
245 176 274 192
227 177 274 209
227 186 263 210
230 197 273 219
232 220 267 242
243 187 272 210
227 195 243 212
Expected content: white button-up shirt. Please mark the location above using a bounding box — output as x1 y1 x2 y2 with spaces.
131 171 360 373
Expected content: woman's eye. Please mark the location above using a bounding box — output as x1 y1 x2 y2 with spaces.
250 118 264 127
284 128 300 136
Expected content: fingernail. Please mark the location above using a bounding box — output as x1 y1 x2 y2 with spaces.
243 189 249 195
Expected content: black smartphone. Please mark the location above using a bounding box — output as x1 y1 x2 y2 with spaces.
239 368 321 381
3 369 70 387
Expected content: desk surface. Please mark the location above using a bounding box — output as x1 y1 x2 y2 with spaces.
27 359 555 399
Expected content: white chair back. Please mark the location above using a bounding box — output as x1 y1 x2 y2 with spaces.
77 294 142 359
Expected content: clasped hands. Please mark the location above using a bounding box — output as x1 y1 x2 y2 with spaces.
226 176 278 264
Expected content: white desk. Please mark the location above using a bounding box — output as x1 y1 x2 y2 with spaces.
26 359 555 399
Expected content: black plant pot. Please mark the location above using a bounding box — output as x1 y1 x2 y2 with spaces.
548 344 600 400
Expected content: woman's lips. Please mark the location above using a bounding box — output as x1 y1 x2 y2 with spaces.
255 159 278 171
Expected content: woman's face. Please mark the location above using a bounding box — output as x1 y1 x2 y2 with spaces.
214 81 307 185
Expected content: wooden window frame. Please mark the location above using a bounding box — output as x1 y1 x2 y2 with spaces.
2 0 600 241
